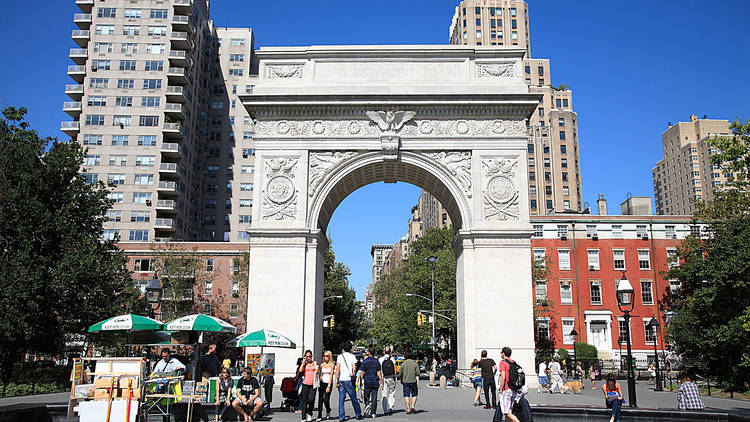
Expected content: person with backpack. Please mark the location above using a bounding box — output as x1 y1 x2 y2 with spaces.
498 347 522 422
379 346 397 415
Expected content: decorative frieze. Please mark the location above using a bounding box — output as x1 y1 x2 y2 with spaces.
482 159 520 221
266 65 303 79
426 151 472 198
308 152 357 198
262 159 298 221
475 63 515 78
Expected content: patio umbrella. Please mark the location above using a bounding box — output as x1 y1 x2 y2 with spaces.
163 314 237 333
88 314 163 332
227 329 296 349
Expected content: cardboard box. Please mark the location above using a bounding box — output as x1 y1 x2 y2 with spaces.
94 377 115 388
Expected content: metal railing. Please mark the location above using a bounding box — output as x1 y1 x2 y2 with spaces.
72 30 90 37
156 200 176 208
160 143 179 151
67 65 85 72
73 13 91 21
157 181 176 190
69 48 88 56
60 121 79 129
159 163 177 171
65 84 84 92
63 102 81 109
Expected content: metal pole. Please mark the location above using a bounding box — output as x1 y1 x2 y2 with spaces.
431 261 436 352
653 333 662 391
624 312 637 407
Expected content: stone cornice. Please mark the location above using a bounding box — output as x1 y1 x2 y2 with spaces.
254 45 528 60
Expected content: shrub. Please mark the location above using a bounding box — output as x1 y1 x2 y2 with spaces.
574 342 598 359
557 348 569 360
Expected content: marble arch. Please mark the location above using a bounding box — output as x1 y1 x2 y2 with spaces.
240 45 540 378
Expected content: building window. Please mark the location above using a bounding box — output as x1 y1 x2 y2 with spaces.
128 230 149 241
150 9 168 19
143 79 162 90
533 225 543 238
530 200 537 209
113 115 131 126
636 225 648 238
561 158 568 168
528 144 534 153
528 157 535 167
105 210 122 222
641 281 653 304
586 225 597 238
643 320 657 344
533 248 546 265
130 211 150 222
612 225 623 238
613 249 625 270
107 174 125 185
560 131 566 140
133 174 154 185
665 225 676 239
562 319 575 344
536 318 549 341
618 319 629 344
535 282 547 305
557 225 568 239
545 185 552 196
230 304 239 318
82 134 103 145
138 135 157 146
560 144 567 154
667 248 679 268
557 249 571 271
560 281 573 304
132 192 152 203
204 280 213 296
543 158 550 168
85 115 105 126
590 281 602 305
638 250 650 269
102 229 120 241
587 250 600 270
206 259 214 272
561 172 567 182
84 154 101 166
690 225 701 237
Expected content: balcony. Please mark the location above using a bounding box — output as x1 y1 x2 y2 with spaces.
65 84 84 101
60 121 80 136
164 103 185 119
62 102 82 118
167 67 187 84
155 199 177 213
69 48 88 65
75 0 93 13
171 15 194 33
165 86 187 103
72 30 90 47
157 181 177 194
67 65 86 83
159 162 179 177
168 50 188 67
160 142 181 158
170 31 189 49
162 122 186 140
173 0 194 15
154 218 176 231
73 13 92 29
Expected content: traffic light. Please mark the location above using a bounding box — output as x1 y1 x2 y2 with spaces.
417 312 424 326
330 316 335 329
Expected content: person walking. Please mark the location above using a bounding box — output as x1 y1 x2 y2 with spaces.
548 356 563 394
677 371 704 410
497 347 520 422
317 351 334 421
378 346 397 415
575 361 584 383
334 342 362 421
648 363 656 385
537 360 549 393
199 344 221 381
399 353 420 415
478 350 497 408
602 373 623 422
589 364 598 389
298 350 319 422
360 348 382 418
470 359 483 406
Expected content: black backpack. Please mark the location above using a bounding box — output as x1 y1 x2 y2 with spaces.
381 357 395 377
504 359 525 390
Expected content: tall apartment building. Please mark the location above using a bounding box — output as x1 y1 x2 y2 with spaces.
370 244 394 286
449 0 583 214
63 1 258 242
652 115 731 215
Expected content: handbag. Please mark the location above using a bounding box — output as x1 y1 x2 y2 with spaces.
313 362 320 389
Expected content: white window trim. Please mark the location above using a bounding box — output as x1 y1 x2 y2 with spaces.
559 280 573 305
642 317 658 345
561 318 576 345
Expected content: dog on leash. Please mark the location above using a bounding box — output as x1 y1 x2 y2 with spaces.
560 381 584 394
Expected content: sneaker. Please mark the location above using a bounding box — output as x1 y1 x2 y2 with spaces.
307 416 313 422
483 405 490 409
371 415 376 419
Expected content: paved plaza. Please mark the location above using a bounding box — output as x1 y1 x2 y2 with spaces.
6 378 750 421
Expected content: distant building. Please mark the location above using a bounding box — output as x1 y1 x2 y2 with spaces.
370 244 394 286
652 115 731 215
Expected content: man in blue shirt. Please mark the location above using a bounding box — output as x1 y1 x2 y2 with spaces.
153 348 185 374
359 347 382 418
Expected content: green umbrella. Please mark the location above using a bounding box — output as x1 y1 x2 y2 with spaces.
227 329 296 348
163 314 237 333
88 314 163 332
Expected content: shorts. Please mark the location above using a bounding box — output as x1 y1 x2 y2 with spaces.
537 376 549 386
235 397 263 408
472 379 483 389
402 382 418 397
499 389 514 414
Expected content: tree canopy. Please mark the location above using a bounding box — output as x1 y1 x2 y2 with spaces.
323 241 368 353
666 119 750 391
0 107 142 383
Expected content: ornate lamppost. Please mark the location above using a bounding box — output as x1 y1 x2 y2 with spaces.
616 271 637 407
648 317 663 391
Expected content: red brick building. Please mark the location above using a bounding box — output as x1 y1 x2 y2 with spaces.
118 242 249 332
530 214 695 363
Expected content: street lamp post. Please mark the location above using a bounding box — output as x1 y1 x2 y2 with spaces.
145 275 163 319
648 317 663 391
324 295 343 301
616 271 637 408
426 257 437 351
617 336 623 374
570 328 578 377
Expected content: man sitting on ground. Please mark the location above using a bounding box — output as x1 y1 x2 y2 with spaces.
233 367 263 421
677 371 704 410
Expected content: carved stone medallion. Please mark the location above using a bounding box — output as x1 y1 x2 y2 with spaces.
482 159 519 221
262 158 298 221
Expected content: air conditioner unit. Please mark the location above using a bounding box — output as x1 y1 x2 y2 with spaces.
560 236 567 241
592 235 599 240
145 200 152 206
642 234 649 240
589 266 597 271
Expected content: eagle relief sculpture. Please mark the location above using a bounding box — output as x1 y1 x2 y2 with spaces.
366 111 417 161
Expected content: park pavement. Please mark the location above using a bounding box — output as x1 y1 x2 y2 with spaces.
2 379 750 421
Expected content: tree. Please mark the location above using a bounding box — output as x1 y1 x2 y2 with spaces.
666 119 750 392
533 255 558 360
370 228 457 355
0 107 143 391
552 83 571 91
323 241 367 353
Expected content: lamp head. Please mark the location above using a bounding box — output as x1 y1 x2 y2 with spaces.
145 276 163 305
616 277 634 311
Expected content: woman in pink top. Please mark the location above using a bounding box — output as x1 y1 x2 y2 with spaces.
297 349 318 422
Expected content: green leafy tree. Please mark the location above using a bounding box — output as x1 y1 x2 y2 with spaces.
370 228 456 355
666 119 750 392
323 241 367 353
0 107 143 393
533 255 558 359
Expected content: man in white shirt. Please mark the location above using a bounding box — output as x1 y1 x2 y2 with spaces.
548 356 563 393
153 348 186 374
378 346 397 415
537 359 549 393
334 342 362 420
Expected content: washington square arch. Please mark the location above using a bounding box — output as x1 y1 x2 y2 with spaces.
240 45 539 378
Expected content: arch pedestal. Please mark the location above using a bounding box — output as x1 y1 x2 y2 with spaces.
240 45 540 379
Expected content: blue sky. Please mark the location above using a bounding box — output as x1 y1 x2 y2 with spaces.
1 1 748 299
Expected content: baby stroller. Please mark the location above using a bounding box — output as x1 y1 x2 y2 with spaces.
279 376 299 412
